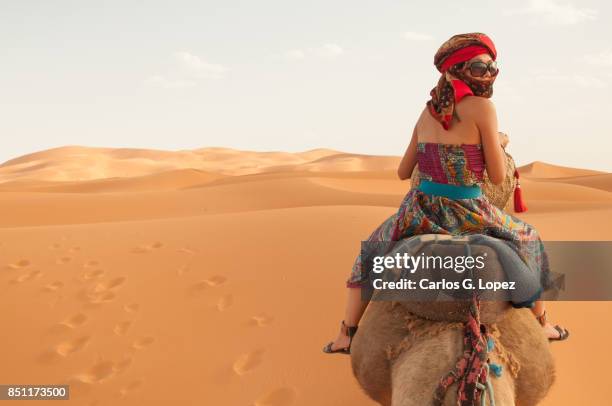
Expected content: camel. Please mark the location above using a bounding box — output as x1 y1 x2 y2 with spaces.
350 236 556 405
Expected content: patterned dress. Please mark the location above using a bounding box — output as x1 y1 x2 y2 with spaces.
346 142 550 289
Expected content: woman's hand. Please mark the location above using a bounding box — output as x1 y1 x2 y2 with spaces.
498 131 509 149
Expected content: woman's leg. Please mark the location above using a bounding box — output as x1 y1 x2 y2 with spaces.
327 287 370 352
531 300 568 340
325 209 402 352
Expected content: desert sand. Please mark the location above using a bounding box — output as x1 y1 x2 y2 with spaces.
0 146 611 405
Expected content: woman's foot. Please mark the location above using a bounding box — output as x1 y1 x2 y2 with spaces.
536 310 569 341
542 322 569 340
323 320 357 354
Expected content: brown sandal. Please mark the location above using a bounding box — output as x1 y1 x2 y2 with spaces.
536 310 569 342
322 320 358 355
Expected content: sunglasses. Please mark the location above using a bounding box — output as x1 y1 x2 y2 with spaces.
465 60 499 77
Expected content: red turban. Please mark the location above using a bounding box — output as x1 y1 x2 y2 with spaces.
435 33 497 72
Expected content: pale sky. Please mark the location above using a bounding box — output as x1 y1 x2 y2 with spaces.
1 0 611 171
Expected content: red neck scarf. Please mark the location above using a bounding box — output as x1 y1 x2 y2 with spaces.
426 33 498 130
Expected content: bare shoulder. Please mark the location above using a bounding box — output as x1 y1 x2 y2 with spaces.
457 96 496 116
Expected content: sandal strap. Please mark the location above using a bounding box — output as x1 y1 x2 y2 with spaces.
342 320 359 338
555 325 569 338
536 310 547 327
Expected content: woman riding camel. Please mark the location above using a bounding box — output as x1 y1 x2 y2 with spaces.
323 32 569 355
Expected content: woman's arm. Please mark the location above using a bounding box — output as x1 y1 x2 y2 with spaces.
471 98 506 184
397 125 418 180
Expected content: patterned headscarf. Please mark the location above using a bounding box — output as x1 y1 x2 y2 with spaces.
427 33 498 130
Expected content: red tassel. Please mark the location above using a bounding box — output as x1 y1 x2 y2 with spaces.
513 169 528 213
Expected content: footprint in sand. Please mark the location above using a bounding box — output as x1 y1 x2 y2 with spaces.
70 355 133 385
84 260 100 268
100 276 127 290
55 336 91 356
81 269 105 281
123 303 140 313
5 259 31 270
70 246 81 252
77 287 116 305
177 247 196 254
113 321 132 336
190 281 209 293
254 387 296 406
131 337 155 350
131 241 163 254
74 360 116 383
248 314 274 328
233 349 265 376
118 379 144 398
44 281 65 292
190 275 227 293
40 335 92 363
56 256 72 265
217 295 233 312
89 291 116 304
205 275 227 287
61 313 88 329
10 269 42 284
131 245 152 254
80 276 125 304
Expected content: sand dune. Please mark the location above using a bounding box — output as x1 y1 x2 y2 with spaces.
519 161 605 179
534 173 612 193
259 153 401 174
0 145 611 406
519 178 612 203
0 168 226 193
0 146 346 183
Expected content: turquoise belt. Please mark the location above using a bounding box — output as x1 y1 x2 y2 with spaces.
417 180 482 199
